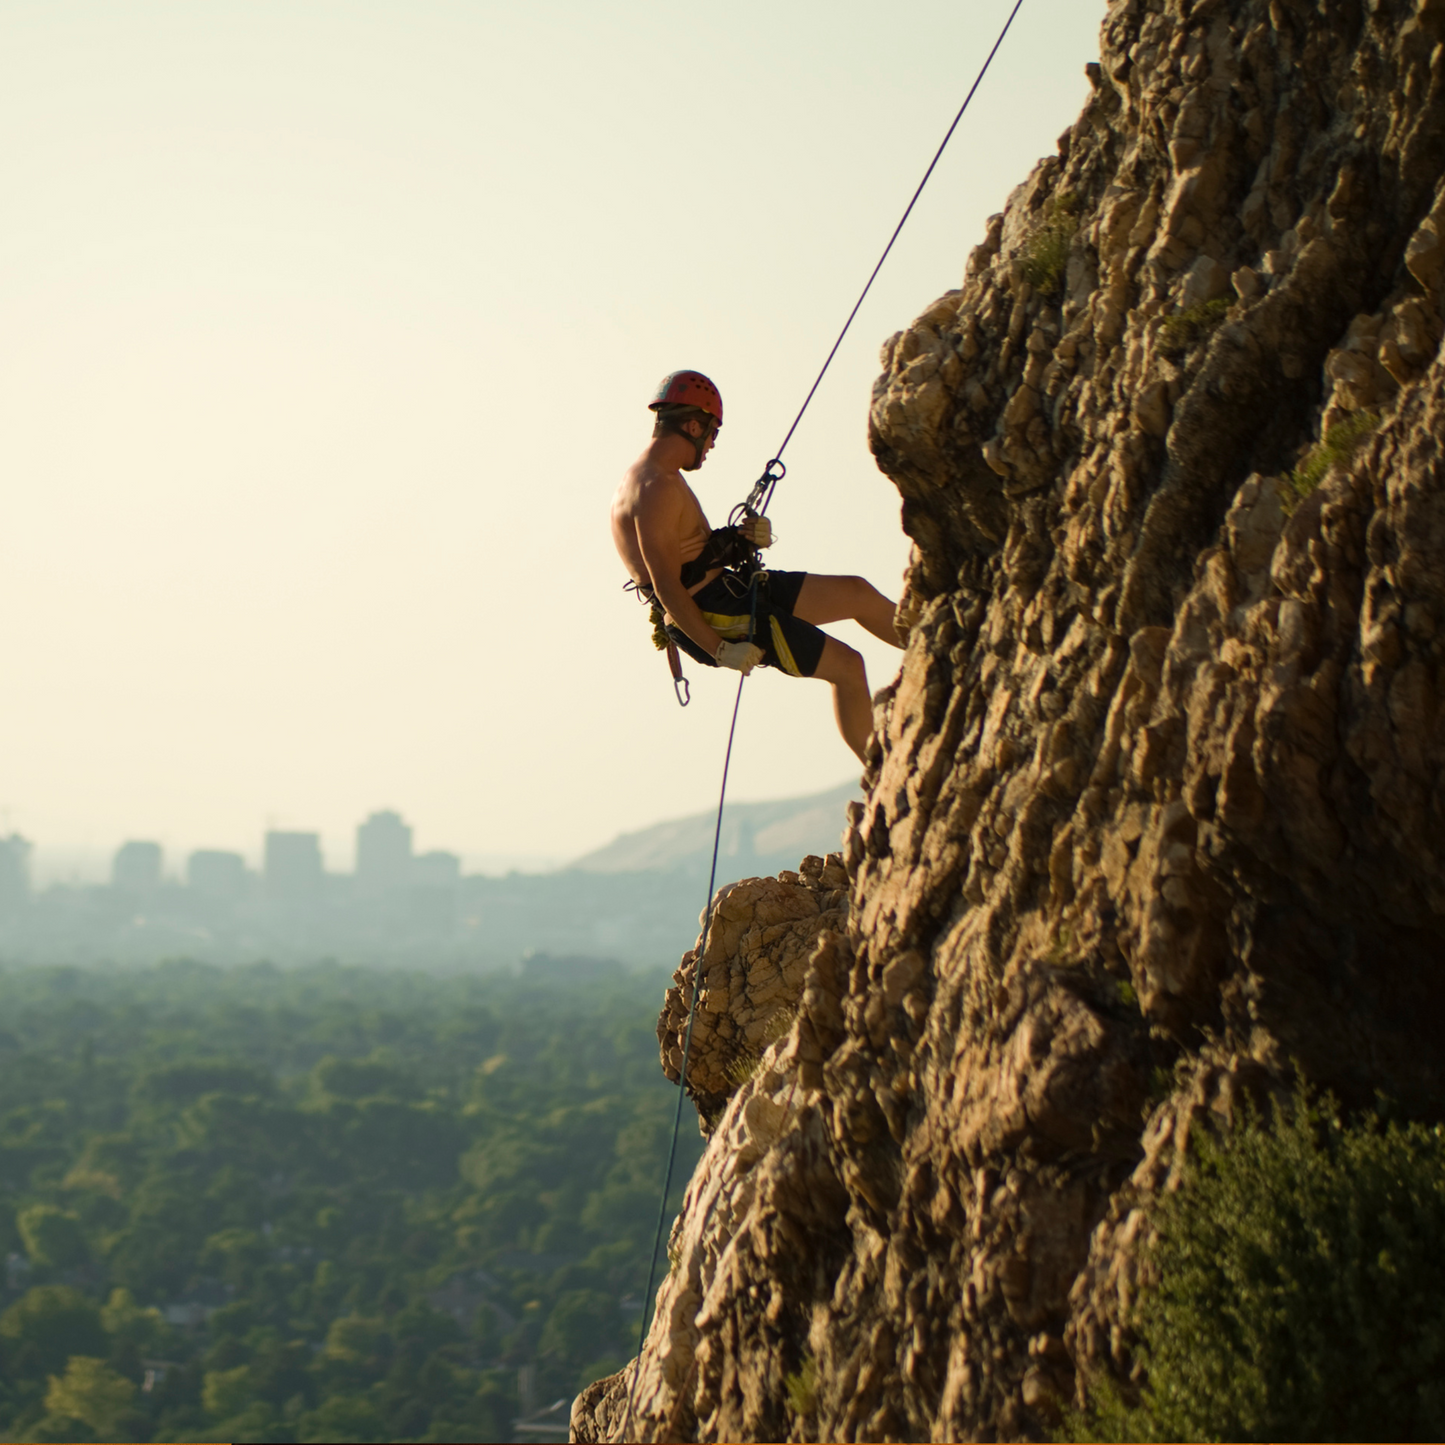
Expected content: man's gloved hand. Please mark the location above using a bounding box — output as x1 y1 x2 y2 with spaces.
715 640 765 674
739 515 773 548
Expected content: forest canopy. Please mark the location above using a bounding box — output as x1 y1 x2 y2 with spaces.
0 960 700 1443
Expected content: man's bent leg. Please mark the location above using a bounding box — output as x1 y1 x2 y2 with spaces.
794 575 902 647
813 635 873 762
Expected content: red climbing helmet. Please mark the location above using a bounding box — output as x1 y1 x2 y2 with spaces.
648 370 723 424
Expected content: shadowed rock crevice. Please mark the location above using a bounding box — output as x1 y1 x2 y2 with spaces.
573 0 1445 1437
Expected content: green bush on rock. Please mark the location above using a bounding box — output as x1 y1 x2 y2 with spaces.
1159 297 1230 357
1286 410 1380 509
1021 194 1080 295
1069 1088 1445 1443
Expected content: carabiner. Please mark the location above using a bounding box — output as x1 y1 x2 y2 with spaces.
741 457 788 517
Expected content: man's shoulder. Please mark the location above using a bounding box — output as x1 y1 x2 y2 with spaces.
625 458 688 505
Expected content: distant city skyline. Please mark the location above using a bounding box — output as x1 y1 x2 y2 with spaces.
7 810 479 893
0 783 861 974
3 774 861 892
14 831 564 889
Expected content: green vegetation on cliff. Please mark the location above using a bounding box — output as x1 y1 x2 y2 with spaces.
0 961 700 1442
1071 1089 1445 1442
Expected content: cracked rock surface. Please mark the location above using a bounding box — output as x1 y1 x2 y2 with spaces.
575 0 1445 1437
656 855 850 1127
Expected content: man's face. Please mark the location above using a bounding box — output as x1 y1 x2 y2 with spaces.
682 417 719 471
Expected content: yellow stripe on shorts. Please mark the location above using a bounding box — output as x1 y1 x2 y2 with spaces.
700 610 753 641
769 615 802 676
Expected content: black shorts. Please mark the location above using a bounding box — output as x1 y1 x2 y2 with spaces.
667 569 827 679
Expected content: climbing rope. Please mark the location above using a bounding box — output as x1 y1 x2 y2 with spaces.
620 5 1025 1435
621 672 746 1440
739 0 1027 524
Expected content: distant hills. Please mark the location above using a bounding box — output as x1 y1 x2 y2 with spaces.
568 780 861 877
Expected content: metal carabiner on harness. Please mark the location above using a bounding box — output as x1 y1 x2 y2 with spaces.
736 457 786 522
627 577 692 707
666 637 691 708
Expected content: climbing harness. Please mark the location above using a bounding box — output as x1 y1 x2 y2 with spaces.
620 3 1026 1435
625 519 764 706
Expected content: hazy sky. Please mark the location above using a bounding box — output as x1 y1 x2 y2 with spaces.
2 0 1105 876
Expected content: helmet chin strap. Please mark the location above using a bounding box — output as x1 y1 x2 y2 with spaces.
681 417 718 471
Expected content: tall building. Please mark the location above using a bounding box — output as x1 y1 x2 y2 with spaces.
187 849 248 900
412 850 460 888
0 835 31 910
113 840 162 891
264 832 323 901
356 811 413 890
411 850 461 929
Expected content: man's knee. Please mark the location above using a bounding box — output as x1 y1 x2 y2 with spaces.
846 574 889 614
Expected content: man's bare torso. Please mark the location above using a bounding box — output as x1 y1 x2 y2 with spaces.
610 453 719 597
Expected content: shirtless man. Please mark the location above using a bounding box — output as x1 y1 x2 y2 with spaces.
611 370 902 762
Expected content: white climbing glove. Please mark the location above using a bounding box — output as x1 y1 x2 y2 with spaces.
715 640 765 674
739 515 773 548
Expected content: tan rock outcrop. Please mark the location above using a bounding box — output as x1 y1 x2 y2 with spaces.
656 854 850 1127
575 0 1445 1437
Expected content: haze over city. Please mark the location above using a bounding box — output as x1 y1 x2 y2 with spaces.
0 783 862 972
2 0 1103 873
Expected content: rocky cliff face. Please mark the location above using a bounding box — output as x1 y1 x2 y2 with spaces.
574 0 1445 1437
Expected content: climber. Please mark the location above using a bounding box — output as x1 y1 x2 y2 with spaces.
611 370 902 762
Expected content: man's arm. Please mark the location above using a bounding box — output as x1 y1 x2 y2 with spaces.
634 484 725 660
